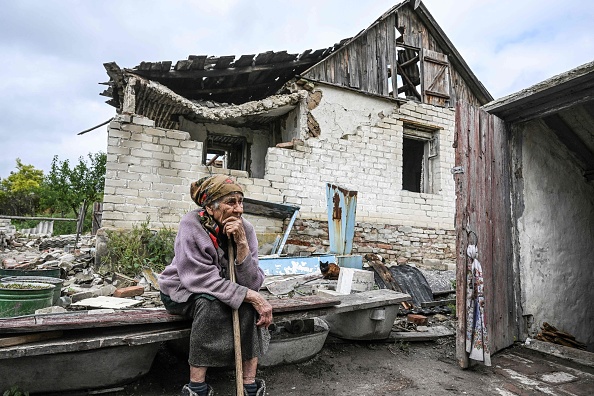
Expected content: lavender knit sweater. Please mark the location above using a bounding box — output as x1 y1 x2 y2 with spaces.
158 209 265 310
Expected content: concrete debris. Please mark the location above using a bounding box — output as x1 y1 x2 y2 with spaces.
0 233 163 311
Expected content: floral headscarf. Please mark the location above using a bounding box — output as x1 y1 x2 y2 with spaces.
190 175 243 207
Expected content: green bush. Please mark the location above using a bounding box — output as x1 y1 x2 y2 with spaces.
3 386 29 396
103 219 175 276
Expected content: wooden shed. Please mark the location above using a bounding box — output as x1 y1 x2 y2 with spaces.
454 61 594 367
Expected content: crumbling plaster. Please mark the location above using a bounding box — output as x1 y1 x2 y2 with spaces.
515 119 594 351
308 85 396 140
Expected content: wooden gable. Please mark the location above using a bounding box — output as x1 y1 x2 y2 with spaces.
302 0 491 107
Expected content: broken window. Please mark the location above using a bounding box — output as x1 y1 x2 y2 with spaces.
204 134 249 172
402 125 440 194
395 45 421 101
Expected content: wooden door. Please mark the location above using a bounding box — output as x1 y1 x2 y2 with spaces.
421 49 451 107
454 102 516 368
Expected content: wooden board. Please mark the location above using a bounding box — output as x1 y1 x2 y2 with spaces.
0 331 63 348
391 325 454 341
269 295 340 313
0 309 187 334
0 323 188 360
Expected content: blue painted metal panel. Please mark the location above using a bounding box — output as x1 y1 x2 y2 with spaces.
326 184 358 255
336 254 363 270
258 255 336 276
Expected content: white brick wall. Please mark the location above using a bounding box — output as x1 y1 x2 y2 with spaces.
102 88 457 263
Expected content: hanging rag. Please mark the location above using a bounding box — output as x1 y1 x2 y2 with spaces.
465 244 491 366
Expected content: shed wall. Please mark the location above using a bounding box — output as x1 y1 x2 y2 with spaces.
515 120 594 351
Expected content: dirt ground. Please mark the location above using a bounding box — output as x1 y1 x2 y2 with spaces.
115 336 498 396
111 335 594 396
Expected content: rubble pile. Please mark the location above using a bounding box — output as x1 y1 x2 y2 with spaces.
0 233 163 311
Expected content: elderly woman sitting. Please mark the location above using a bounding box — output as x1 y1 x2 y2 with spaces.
158 175 272 396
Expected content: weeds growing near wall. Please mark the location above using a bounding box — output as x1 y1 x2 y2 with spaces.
103 219 175 277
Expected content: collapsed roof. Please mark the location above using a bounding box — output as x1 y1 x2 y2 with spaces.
100 0 492 129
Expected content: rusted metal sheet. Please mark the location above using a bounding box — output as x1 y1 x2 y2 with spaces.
454 101 514 368
326 184 358 255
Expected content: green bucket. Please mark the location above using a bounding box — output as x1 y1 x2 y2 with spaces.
0 276 64 305
0 281 54 318
0 268 61 279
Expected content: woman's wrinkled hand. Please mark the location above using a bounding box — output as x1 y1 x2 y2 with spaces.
222 216 247 243
245 289 273 329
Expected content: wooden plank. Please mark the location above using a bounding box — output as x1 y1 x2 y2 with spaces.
391 325 454 341
388 13 398 98
0 309 187 334
489 111 515 353
0 323 188 360
188 55 207 70
232 54 255 68
0 331 63 348
455 102 471 368
254 51 275 65
270 51 297 63
377 17 388 96
214 55 235 69
347 43 357 89
268 295 340 313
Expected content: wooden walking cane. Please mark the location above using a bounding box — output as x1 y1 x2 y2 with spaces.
228 238 244 396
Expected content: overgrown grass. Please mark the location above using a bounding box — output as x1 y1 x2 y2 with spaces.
103 219 175 277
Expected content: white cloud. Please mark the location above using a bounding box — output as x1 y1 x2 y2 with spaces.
1 0 593 178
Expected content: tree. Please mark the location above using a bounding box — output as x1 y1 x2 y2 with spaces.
0 159 44 216
41 152 106 219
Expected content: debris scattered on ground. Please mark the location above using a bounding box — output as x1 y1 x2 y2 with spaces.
535 322 587 350
0 233 162 310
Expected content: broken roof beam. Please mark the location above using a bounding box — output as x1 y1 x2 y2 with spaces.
131 58 315 80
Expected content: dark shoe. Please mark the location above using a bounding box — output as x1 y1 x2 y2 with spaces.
243 378 266 396
181 384 214 396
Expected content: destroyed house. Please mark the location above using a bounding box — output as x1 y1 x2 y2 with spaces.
99 0 492 266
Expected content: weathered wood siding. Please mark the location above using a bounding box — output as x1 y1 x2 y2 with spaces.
306 13 398 98
304 3 483 107
454 102 515 368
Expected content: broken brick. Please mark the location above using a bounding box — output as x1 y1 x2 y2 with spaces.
113 285 145 298
407 314 428 326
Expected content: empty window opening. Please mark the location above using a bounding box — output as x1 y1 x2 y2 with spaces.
402 126 440 194
402 137 425 192
204 134 249 172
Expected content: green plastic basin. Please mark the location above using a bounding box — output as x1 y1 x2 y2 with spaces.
0 281 54 317
0 276 64 305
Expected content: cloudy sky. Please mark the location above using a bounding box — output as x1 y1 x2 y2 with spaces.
1 0 592 179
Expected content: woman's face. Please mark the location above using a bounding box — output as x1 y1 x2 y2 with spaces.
206 192 244 226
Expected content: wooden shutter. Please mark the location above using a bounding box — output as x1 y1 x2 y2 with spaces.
421 49 451 107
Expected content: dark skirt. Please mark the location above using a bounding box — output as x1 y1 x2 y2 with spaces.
161 293 269 367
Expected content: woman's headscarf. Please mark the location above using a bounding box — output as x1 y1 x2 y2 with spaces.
190 175 243 207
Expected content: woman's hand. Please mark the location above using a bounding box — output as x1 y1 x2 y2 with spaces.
223 217 249 263
245 289 273 329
